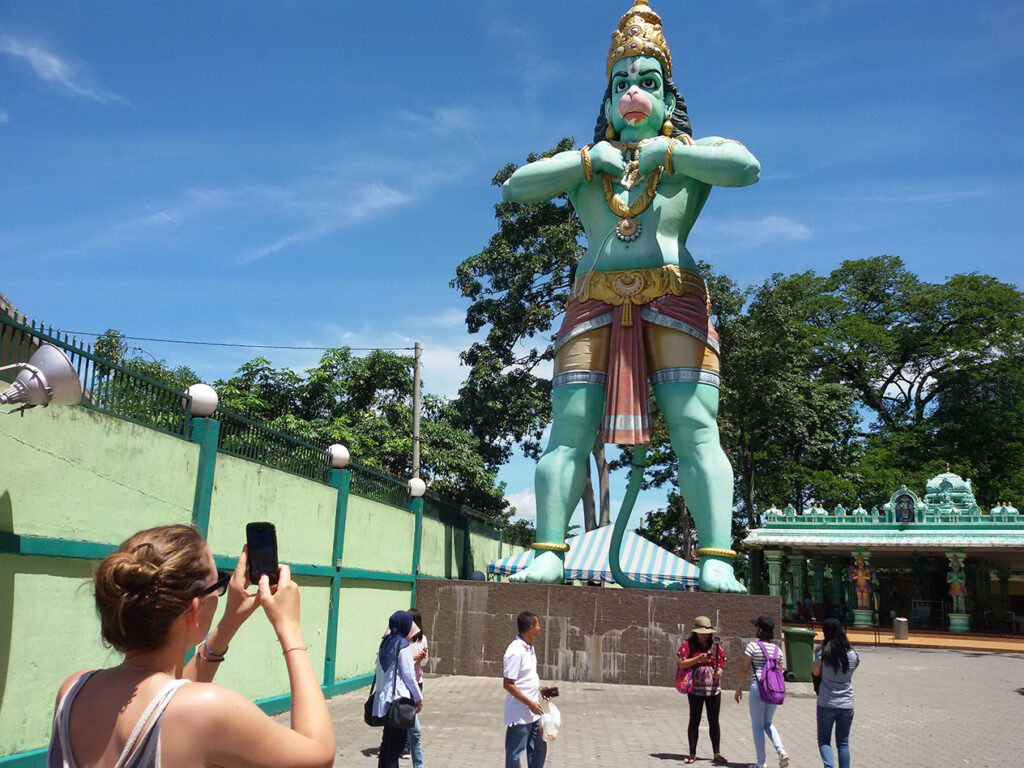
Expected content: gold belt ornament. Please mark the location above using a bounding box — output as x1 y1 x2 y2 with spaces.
572 265 708 326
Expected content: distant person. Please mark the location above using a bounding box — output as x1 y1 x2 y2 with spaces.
401 608 429 767
813 618 860 768
734 615 789 768
48 524 335 768
676 615 727 764
503 611 550 768
371 611 424 768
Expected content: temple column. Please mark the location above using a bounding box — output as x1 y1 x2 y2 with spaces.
764 549 785 603
946 551 969 633
829 557 846 621
997 568 1012 612
810 555 826 608
788 551 807 620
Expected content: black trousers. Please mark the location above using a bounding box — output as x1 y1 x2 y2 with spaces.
687 693 721 755
378 721 409 768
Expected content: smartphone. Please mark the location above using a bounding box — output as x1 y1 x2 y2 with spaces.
540 686 559 698
246 522 279 585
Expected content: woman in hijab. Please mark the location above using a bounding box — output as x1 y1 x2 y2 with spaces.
371 610 424 768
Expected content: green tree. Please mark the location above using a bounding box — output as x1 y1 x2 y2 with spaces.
215 349 511 520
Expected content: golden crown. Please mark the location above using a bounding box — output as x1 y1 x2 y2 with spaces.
606 0 673 80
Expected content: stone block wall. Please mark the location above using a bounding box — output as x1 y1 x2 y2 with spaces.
416 580 781 692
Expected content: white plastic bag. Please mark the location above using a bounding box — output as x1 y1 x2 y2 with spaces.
540 700 561 742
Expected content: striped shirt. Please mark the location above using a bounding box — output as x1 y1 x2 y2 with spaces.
745 640 785 687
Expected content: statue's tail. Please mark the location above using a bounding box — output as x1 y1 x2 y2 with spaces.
608 444 689 591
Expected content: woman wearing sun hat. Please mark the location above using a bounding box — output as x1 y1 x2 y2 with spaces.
675 615 728 764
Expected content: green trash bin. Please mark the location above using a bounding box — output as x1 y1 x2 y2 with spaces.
781 626 817 683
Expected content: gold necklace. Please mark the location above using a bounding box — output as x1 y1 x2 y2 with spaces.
602 168 662 242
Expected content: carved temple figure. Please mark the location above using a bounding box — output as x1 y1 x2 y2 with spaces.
849 555 874 610
947 555 966 614
503 1 759 592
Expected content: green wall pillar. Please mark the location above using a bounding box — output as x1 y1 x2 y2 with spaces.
409 496 424 607
764 550 785 600
460 517 472 580
189 417 220 537
323 467 351 686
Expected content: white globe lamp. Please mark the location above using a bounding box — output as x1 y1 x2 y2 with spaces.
328 443 351 469
408 477 426 498
184 383 219 417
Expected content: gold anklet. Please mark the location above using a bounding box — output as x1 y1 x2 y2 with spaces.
695 547 737 559
531 542 570 553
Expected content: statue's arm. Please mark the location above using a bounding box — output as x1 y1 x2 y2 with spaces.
667 136 760 188
501 150 586 204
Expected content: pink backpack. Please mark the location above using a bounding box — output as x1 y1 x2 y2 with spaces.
755 640 786 705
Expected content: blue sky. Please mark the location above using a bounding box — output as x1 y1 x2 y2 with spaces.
2 1 1022 530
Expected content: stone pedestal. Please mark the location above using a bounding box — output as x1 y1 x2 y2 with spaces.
948 613 970 634
415 579 781 692
853 608 873 628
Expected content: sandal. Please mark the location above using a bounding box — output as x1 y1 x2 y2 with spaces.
683 757 696 765
713 755 727 765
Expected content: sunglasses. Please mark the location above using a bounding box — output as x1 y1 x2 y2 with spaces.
197 569 231 598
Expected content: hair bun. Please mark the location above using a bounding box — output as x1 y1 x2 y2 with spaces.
105 548 162 593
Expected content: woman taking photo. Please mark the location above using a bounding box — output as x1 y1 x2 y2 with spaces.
676 615 727 764
813 618 859 768
48 524 334 768
370 611 424 768
734 615 789 768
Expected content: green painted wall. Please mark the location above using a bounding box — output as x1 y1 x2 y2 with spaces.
419 516 457 578
334 580 412 681
0 403 196 540
343 495 415 573
0 555 118 755
206 454 336 567
209 575 331 702
0 401 508 762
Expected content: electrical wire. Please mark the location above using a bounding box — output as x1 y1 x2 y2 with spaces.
59 330 414 352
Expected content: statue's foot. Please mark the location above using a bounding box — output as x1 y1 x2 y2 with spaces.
509 551 564 584
699 557 747 593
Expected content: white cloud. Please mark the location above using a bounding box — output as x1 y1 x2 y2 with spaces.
396 106 477 136
0 108 8 123
692 215 813 250
506 489 537 521
0 35 127 104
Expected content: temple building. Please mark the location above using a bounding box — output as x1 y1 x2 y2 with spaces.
742 471 1024 633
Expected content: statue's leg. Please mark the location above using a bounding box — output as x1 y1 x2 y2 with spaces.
508 382 604 583
653 379 746 593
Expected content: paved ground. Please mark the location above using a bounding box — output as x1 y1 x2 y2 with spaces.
298 647 1024 767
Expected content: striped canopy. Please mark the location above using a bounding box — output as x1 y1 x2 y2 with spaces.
488 524 700 587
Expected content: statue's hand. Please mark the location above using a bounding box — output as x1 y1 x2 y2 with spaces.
589 141 625 178
638 136 671 177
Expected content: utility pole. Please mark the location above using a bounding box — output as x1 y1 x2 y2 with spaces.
412 341 422 479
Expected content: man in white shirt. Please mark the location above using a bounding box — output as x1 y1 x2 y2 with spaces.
502 611 548 768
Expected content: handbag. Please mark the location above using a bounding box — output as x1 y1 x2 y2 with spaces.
386 696 417 730
363 674 384 727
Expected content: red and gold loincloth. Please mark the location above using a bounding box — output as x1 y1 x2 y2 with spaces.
552 265 720 445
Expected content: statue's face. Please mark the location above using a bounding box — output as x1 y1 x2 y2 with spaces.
605 56 674 141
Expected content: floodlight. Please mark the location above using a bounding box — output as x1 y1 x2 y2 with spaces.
408 477 426 498
328 443 351 469
184 383 219 417
0 343 83 409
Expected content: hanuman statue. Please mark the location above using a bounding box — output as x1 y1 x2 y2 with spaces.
503 1 759 592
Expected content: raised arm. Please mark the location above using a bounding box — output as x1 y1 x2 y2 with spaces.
502 142 627 204
639 135 760 188
501 150 588 204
